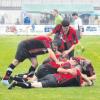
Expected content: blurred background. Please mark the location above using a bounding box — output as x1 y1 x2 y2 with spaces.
0 0 100 25
0 0 100 35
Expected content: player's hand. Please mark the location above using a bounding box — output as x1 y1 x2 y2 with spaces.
66 68 77 75
23 75 28 79
62 50 70 57
56 61 64 66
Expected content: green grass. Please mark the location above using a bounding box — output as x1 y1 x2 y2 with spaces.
0 35 100 100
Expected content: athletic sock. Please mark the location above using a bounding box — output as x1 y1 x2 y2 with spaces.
16 82 32 88
13 76 26 82
28 66 35 73
27 66 36 77
3 64 15 80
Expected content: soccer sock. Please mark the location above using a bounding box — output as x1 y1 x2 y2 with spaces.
13 76 26 82
16 82 32 88
3 64 15 80
28 66 36 73
27 66 36 77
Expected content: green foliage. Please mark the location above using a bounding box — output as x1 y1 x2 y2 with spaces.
0 35 100 100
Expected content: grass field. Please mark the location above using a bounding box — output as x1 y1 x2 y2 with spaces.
0 35 100 100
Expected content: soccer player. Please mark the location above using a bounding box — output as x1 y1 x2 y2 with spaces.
47 19 78 58
71 56 96 83
2 35 61 85
8 62 92 89
35 53 68 79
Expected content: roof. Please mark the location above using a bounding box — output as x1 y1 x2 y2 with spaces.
22 4 94 13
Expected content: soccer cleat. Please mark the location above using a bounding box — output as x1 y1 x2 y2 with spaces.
1 79 10 86
8 81 16 90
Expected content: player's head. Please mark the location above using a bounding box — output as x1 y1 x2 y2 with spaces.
70 57 81 66
52 9 59 17
72 12 78 19
62 19 70 33
72 12 78 16
51 40 58 52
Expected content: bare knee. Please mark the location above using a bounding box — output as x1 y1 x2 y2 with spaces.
12 59 19 66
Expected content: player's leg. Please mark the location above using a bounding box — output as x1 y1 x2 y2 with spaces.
2 41 27 85
35 63 57 79
2 59 20 85
27 57 38 77
8 74 57 89
8 81 32 89
38 74 58 87
31 81 42 88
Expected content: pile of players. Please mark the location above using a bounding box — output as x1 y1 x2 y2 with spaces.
8 51 96 89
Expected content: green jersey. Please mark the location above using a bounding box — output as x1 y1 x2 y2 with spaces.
54 15 63 25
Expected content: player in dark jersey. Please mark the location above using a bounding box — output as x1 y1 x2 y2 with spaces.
2 35 61 85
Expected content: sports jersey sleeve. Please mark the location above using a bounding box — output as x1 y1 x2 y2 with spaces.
34 36 52 48
42 40 51 48
42 37 52 48
52 24 62 34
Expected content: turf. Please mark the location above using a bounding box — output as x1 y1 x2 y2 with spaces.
0 35 100 100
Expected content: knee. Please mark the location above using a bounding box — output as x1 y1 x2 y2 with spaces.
32 62 38 68
12 59 19 65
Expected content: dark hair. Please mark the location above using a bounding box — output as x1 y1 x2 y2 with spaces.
72 12 78 16
53 9 59 13
61 19 70 27
52 39 62 47
72 57 80 64
51 40 59 52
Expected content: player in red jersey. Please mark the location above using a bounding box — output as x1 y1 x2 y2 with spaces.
71 56 96 83
2 35 61 85
47 19 78 59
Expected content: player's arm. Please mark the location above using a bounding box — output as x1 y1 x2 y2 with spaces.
46 32 53 36
46 25 59 36
81 73 92 86
62 44 76 57
47 48 61 64
57 67 77 75
88 74 96 81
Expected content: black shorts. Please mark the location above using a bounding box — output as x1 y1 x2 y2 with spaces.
15 41 36 62
58 76 81 87
35 64 57 79
38 74 58 87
